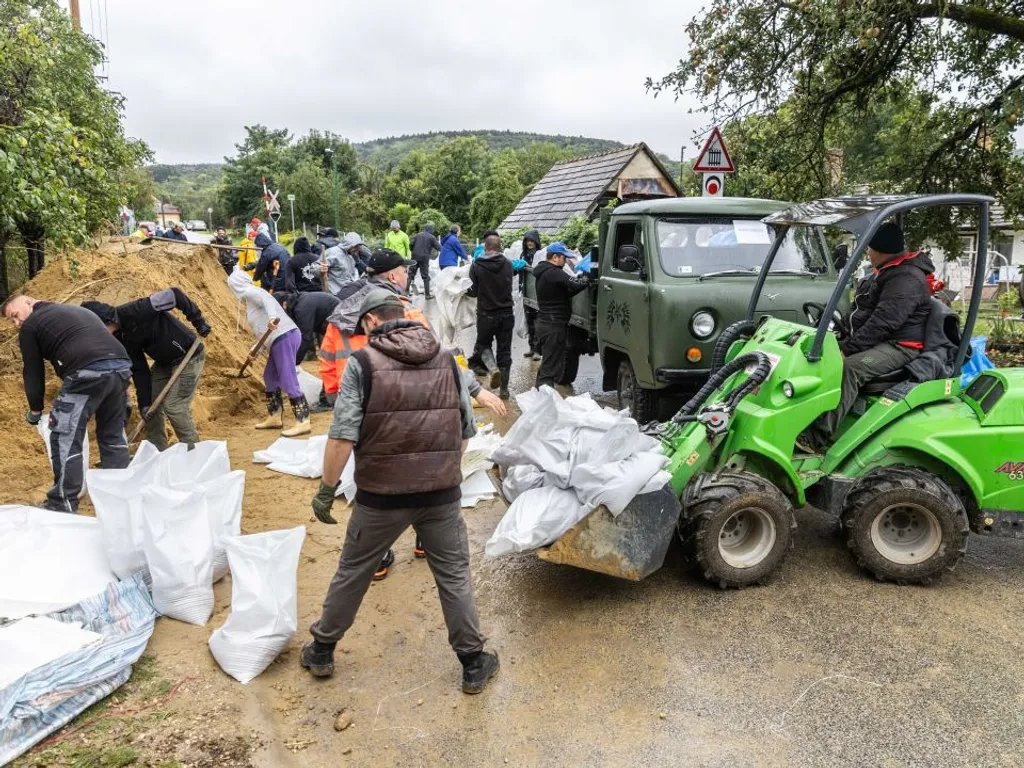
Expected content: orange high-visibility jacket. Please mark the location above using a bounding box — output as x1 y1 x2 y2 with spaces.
318 296 430 395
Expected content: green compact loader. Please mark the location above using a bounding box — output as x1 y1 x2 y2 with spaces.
538 194 1024 587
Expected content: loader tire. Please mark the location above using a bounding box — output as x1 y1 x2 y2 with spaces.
617 359 658 425
679 471 796 588
841 466 968 585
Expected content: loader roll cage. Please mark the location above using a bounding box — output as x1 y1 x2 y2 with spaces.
746 194 995 370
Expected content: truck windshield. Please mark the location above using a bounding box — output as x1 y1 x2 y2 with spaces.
655 218 829 277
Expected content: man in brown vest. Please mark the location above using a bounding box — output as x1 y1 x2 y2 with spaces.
302 291 499 695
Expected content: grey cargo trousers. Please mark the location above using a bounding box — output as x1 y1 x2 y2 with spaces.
310 500 485 655
145 346 205 450
808 341 919 444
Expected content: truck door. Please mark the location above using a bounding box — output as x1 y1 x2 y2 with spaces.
598 218 653 382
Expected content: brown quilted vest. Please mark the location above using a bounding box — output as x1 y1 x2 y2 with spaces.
352 320 463 509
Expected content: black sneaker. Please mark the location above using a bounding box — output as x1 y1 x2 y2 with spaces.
300 641 335 678
460 650 499 695
309 399 333 414
374 549 396 581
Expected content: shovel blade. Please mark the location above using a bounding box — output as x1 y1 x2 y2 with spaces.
537 484 680 581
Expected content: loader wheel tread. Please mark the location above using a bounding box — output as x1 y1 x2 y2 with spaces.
841 465 969 585
679 471 796 589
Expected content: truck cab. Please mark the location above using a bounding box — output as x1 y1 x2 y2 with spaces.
528 197 840 422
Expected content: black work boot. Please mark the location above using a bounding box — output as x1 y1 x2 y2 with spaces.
459 650 500 695
301 640 337 678
498 368 511 400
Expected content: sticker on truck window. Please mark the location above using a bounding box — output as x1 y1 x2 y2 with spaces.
677 266 693 274
733 220 772 245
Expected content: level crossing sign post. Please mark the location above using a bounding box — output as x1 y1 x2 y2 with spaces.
693 126 735 198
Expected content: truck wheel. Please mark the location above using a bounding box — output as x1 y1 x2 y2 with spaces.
841 466 969 584
679 471 796 588
617 359 658 424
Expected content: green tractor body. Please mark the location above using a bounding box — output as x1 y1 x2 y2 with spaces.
538 194 1024 587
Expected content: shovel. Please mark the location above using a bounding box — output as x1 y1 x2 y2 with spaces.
236 318 279 378
128 336 203 442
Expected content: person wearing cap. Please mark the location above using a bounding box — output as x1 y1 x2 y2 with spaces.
384 220 411 260
533 242 591 389
227 270 311 436
83 289 212 451
801 222 933 449
302 290 500 696
466 230 527 399
408 223 441 298
439 224 468 269
165 221 188 242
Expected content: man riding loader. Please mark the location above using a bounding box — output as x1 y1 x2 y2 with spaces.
536 194 1024 588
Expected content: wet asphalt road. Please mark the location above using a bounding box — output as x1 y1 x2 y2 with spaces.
351 290 1024 766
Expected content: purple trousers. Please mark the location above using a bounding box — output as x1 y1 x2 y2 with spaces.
264 328 303 399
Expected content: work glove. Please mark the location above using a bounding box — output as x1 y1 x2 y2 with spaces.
25 411 41 426
312 481 339 524
194 317 212 337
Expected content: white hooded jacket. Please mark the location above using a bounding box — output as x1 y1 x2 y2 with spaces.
227 268 297 344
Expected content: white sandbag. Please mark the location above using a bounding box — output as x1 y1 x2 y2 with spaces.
571 452 671 516
203 470 246 582
253 435 327 478
0 506 117 619
141 486 214 625
485 486 587 558
296 367 321 404
37 415 90 497
88 449 163 580
434 265 476 346
208 526 306 684
461 470 497 508
501 464 545 504
157 441 231 486
461 424 501 477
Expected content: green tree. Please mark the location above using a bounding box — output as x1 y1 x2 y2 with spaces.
379 149 431 210
124 166 160 220
388 203 419 231
419 137 491 224
280 158 333 230
411 208 452 237
651 0 1024 240
294 130 359 190
0 0 150 296
469 153 524 236
509 143 571 190
219 125 292 222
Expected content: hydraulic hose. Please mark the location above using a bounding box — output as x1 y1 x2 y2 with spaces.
673 351 772 422
709 320 757 374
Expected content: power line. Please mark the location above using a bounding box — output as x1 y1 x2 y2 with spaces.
103 0 110 75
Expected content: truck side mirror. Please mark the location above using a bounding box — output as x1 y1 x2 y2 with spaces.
616 244 642 273
832 243 849 270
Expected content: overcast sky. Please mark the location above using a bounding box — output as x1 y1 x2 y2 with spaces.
63 0 711 164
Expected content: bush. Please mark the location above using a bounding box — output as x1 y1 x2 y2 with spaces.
997 288 1021 314
555 215 599 253
388 203 419 230
411 207 452 235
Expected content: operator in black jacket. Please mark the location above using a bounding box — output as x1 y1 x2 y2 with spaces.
252 232 290 292
4 296 132 512
285 237 324 293
533 242 590 389
83 288 211 451
275 291 340 365
467 231 521 398
803 222 931 448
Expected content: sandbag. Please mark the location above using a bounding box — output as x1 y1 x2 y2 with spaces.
571 453 671 516
296 367 322 404
208 527 306 684
203 470 246 582
485 486 587 558
501 464 545 503
156 441 231 486
141 486 214 625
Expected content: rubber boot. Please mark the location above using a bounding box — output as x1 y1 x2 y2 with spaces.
498 367 511 400
282 395 311 436
255 390 284 430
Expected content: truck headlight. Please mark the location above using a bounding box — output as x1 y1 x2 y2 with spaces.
691 311 715 339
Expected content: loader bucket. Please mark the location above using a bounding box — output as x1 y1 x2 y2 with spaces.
536 484 681 581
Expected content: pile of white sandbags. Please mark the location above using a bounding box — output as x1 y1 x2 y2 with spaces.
485 387 671 558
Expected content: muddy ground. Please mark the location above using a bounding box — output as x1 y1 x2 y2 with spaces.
9 251 1024 767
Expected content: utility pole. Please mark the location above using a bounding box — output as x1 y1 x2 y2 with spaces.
679 146 685 191
70 0 81 29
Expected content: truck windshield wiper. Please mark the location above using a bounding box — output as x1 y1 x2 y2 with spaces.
697 268 757 282
770 269 818 278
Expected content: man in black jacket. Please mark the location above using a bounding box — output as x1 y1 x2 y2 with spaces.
533 242 590 389
212 228 237 275
252 232 289 292
165 221 189 242
804 222 931 448
4 296 133 512
408 224 441 298
521 229 542 358
467 231 518 398
83 289 211 451
285 237 324 293
276 291 340 365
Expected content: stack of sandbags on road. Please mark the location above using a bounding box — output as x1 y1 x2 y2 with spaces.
87 440 245 622
433 264 476 346
208 527 306 684
485 387 671 557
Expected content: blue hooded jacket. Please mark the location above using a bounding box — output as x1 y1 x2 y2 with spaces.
253 232 290 292
439 232 467 268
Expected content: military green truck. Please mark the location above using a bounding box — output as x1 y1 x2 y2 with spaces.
524 197 843 421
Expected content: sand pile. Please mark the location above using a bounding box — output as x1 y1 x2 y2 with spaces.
0 238 268 502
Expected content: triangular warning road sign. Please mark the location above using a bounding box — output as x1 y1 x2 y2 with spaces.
692 126 735 173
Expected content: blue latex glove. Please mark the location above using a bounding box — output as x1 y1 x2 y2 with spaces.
574 255 592 274
510 258 527 272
